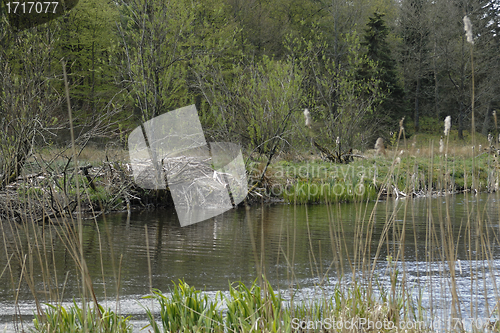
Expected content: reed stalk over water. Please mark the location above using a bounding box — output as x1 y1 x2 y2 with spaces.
1 114 500 332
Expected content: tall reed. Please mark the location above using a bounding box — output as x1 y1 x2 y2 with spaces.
2 116 500 333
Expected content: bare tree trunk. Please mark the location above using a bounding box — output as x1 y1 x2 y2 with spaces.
482 101 492 137
458 102 465 140
414 76 421 132
433 38 439 117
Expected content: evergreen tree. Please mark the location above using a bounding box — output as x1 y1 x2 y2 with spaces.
362 12 405 130
399 0 433 132
471 0 500 136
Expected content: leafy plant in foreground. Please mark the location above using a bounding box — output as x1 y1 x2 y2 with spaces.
31 301 132 333
225 279 289 332
142 280 223 332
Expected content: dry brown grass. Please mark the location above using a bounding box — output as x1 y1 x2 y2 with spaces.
30 144 128 166
392 131 493 159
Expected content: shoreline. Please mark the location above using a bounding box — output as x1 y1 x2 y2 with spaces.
1 144 498 223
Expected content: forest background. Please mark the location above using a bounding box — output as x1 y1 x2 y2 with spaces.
0 0 499 189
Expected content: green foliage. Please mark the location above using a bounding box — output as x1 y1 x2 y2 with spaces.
389 130 399 147
287 30 384 149
117 0 200 122
140 277 424 333
398 0 433 132
361 12 405 133
262 139 498 204
418 116 443 134
17 185 45 203
0 0 497 157
226 0 324 58
142 280 223 332
197 55 304 154
0 24 62 188
141 279 289 333
55 0 121 118
363 13 397 78
32 301 132 333
225 279 287 332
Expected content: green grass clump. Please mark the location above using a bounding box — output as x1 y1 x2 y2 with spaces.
140 277 427 333
31 301 132 333
142 281 223 333
141 279 288 332
141 279 290 332
225 279 289 332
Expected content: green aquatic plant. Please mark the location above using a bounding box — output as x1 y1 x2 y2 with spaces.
137 276 429 333
225 278 289 332
141 280 223 333
31 301 132 333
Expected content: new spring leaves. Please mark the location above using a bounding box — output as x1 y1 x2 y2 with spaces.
128 105 248 227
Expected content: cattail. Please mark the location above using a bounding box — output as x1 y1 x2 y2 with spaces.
463 16 474 44
375 137 385 156
303 108 311 128
444 116 451 136
439 137 444 153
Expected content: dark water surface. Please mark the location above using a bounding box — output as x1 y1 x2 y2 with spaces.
1 193 500 331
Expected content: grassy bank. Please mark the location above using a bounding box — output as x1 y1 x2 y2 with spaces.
249 131 500 204
2 131 497 221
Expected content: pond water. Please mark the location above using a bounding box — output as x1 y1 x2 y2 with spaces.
1 193 500 331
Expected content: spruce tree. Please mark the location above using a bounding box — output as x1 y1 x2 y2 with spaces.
399 0 433 132
362 12 405 130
